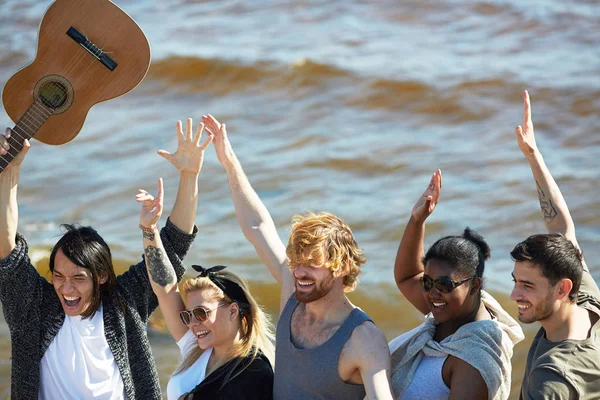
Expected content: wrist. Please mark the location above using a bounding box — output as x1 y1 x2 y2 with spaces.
139 223 159 231
526 148 543 163
140 223 158 241
180 170 200 180
409 214 426 225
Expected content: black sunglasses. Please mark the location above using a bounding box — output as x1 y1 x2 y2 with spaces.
419 275 475 294
179 304 226 326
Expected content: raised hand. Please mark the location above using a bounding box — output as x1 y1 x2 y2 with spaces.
201 114 235 168
0 128 31 169
515 90 539 157
158 119 213 174
411 169 442 223
137 178 164 229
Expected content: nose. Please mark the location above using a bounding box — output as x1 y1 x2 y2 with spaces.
62 280 76 292
510 286 521 301
294 263 308 278
187 315 202 328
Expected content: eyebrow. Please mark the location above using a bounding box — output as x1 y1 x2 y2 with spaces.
511 272 536 286
53 270 89 278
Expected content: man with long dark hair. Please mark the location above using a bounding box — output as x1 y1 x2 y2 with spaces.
510 91 600 399
0 119 207 399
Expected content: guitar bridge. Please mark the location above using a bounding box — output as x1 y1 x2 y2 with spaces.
66 26 117 71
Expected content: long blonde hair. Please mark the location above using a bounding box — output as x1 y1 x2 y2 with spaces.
174 270 275 385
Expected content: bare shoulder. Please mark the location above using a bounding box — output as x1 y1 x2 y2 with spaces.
347 320 390 362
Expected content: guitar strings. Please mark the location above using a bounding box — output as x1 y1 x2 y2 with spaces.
1 48 93 168
6 44 95 150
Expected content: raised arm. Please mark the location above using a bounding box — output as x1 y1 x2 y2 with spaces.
138 178 189 341
0 129 30 259
202 115 294 311
159 119 213 234
0 130 51 328
516 90 598 296
141 121 213 341
516 91 578 245
394 170 442 315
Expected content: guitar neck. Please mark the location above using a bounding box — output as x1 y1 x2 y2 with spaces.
0 99 52 174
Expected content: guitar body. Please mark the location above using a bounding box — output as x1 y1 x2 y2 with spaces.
2 0 150 146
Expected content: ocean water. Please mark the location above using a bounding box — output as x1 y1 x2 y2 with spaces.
0 0 598 397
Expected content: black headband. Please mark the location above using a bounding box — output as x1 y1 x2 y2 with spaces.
191 265 250 314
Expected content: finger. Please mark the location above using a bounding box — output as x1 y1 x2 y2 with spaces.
157 178 164 204
523 90 532 127
437 169 442 189
203 114 221 132
424 196 432 212
221 123 227 136
5 127 11 140
194 123 205 146
204 126 216 137
176 120 184 143
136 192 154 200
199 133 214 150
1 136 8 151
428 171 436 187
186 118 193 142
157 149 173 161
515 125 523 139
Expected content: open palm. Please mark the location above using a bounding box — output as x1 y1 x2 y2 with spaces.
412 169 442 223
158 119 213 174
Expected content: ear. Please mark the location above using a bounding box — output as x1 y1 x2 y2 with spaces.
229 302 240 320
98 273 108 285
556 278 573 301
470 277 483 295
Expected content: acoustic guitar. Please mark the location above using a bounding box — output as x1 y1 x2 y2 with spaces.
0 0 150 173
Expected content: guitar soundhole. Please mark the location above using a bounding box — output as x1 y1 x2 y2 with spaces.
34 75 74 115
39 81 68 109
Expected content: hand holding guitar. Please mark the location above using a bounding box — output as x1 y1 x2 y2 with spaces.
158 119 214 174
0 128 30 170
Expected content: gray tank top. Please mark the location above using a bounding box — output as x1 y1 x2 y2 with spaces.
273 294 372 400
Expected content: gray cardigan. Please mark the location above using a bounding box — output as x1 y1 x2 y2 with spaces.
0 218 196 400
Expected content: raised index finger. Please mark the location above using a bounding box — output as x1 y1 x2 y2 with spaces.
157 178 164 204
523 90 532 128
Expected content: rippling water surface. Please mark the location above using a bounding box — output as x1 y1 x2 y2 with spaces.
0 0 598 397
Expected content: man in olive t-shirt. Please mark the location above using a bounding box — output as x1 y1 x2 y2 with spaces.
516 260 600 399
509 91 600 400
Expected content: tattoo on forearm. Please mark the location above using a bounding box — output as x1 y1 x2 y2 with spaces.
144 245 176 287
142 229 155 241
536 181 558 222
139 224 156 241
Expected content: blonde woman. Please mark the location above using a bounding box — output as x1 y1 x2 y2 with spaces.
166 265 275 400
137 119 274 400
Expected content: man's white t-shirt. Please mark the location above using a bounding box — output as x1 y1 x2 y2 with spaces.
166 329 213 400
38 304 126 400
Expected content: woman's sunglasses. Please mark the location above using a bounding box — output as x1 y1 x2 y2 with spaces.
179 304 226 326
419 275 475 294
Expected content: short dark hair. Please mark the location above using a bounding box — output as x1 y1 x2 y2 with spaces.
423 227 491 283
510 233 583 302
49 224 116 318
